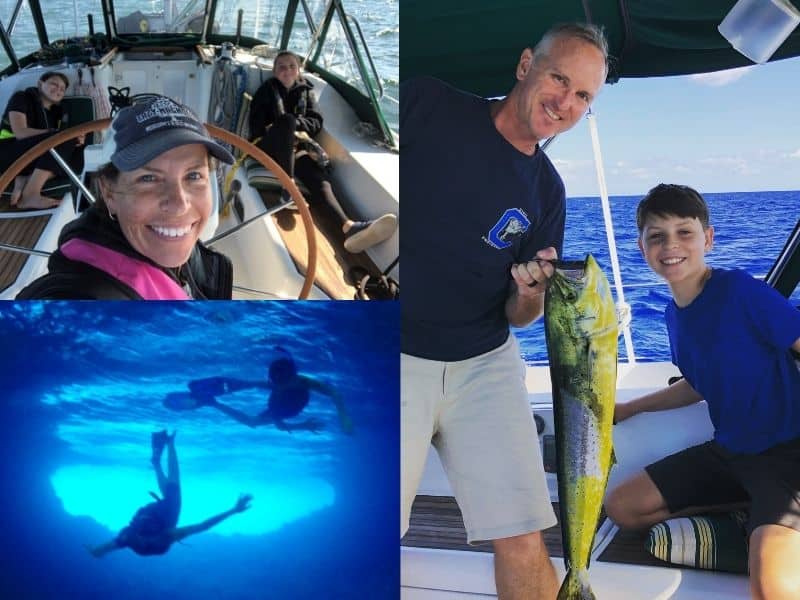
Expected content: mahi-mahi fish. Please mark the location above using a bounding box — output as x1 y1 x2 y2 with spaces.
544 254 618 600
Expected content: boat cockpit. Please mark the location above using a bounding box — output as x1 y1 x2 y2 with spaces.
0 0 398 299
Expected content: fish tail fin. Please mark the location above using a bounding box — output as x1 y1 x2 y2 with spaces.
557 568 596 600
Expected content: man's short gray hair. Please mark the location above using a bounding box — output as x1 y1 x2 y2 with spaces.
533 23 609 74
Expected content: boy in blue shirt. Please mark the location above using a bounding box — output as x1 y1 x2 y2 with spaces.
606 183 800 598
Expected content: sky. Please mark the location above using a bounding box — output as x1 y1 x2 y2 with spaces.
546 54 800 198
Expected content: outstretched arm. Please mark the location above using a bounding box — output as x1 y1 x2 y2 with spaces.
614 378 703 424
220 378 271 393
206 399 262 428
172 494 253 543
85 539 122 558
8 111 51 139
303 376 353 434
190 376 269 399
274 416 324 434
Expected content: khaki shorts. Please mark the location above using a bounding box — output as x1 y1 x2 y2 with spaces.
401 334 556 543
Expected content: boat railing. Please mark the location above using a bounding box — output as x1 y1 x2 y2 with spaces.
587 109 636 364
6 0 24 33
0 243 50 259
303 0 395 147
344 13 383 99
47 148 97 206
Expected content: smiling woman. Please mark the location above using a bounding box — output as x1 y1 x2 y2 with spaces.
15 95 236 300
98 145 215 270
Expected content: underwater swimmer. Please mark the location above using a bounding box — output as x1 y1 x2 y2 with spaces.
86 430 252 557
194 347 354 435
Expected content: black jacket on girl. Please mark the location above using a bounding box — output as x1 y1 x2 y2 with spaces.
0 86 80 177
248 77 322 139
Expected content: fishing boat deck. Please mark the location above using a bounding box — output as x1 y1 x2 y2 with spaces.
403 495 666 568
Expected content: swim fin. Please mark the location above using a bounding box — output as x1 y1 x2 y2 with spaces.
151 430 168 462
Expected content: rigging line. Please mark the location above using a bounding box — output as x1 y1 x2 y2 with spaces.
587 110 636 364
209 59 238 135
581 0 593 25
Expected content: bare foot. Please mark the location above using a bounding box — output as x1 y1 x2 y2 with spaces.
17 194 61 210
9 176 28 207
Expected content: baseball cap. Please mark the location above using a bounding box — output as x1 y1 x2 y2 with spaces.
103 95 234 170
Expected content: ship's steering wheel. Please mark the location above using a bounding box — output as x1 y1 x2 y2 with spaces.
0 119 317 299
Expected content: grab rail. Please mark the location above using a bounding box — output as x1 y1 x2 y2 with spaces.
346 14 384 99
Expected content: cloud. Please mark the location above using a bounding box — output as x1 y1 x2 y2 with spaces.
688 66 753 87
791 149 800 159
698 155 753 174
552 158 596 174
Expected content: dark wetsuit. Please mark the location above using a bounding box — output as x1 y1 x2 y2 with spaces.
248 77 333 209
261 379 311 420
115 482 181 556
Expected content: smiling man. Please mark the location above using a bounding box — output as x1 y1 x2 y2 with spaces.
400 23 608 599
16 96 235 300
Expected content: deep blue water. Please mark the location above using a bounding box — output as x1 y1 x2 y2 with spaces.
515 189 800 364
0 301 399 600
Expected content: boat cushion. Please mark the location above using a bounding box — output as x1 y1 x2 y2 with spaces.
61 95 96 145
244 156 309 196
644 510 749 573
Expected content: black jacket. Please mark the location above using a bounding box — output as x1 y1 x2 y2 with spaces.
1 87 62 133
16 206 233 299
248 77 322 139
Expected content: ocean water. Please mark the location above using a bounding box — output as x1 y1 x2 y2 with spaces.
0 301 399 600
515 189 800 364
0 0 398 130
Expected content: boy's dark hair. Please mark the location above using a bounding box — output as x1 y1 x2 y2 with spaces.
269 357 297 385
636 183 709 233
39 71 69 88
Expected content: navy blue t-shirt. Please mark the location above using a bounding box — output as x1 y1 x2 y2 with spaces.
666 268 800 453
401 77 565 361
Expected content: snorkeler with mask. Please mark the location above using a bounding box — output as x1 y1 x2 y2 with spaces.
167 347 353 435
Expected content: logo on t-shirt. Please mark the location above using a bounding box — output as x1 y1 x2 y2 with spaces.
482 208 531 249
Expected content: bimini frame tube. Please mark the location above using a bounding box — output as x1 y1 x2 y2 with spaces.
587 110 636 364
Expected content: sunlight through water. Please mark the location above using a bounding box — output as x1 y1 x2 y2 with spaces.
52 465 335 536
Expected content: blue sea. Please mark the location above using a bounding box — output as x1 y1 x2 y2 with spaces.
0 301 399 600
515 189 800 364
